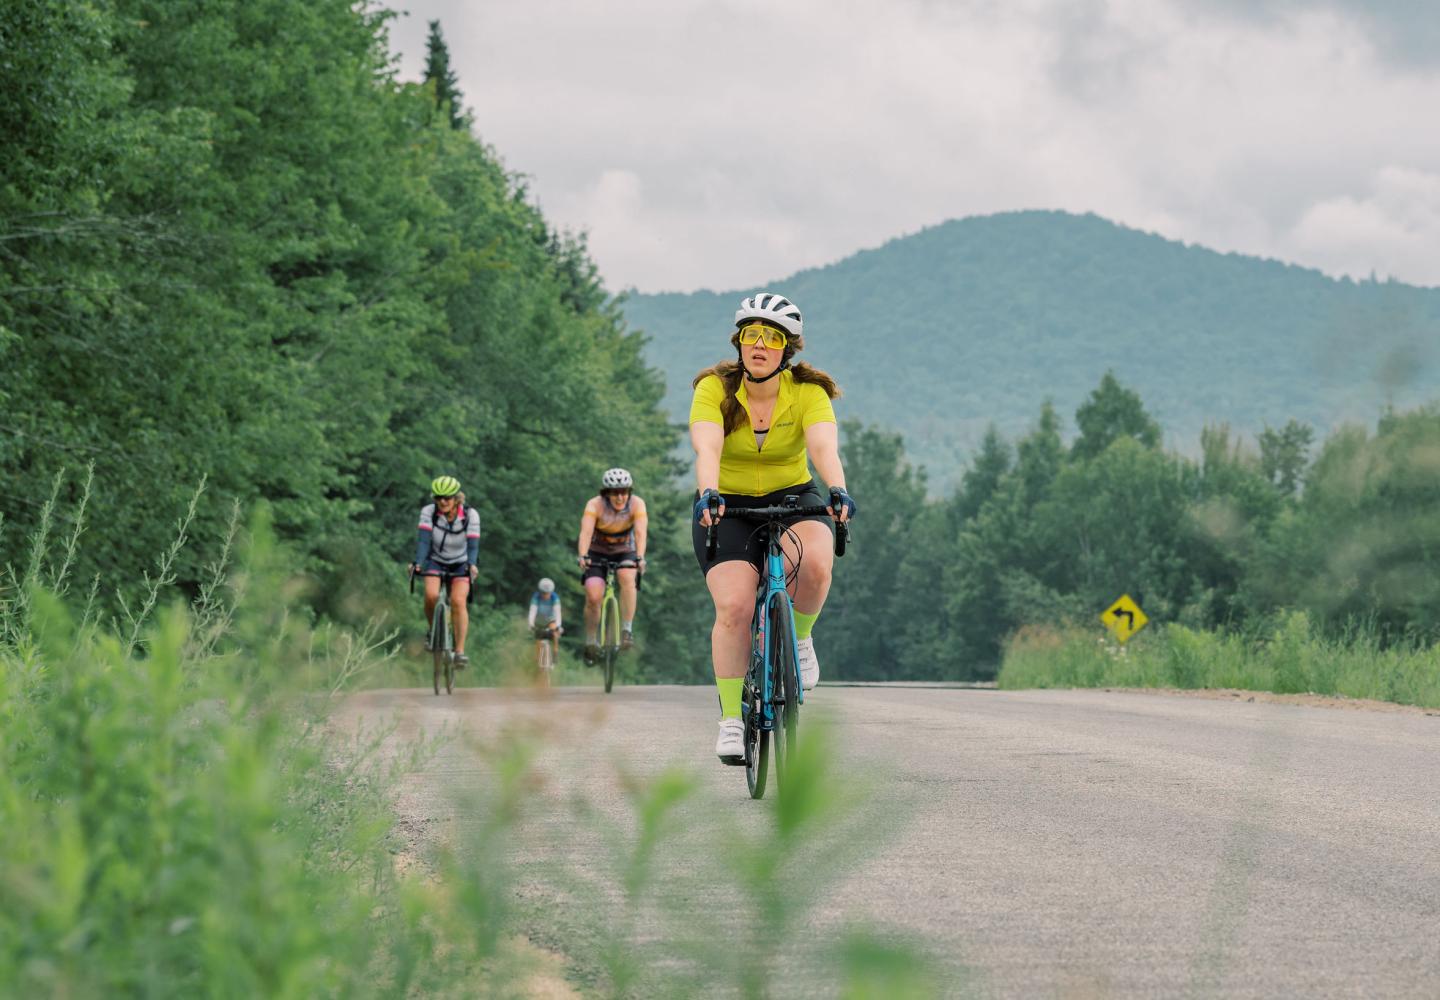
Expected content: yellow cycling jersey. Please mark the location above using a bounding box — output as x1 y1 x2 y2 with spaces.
689 370 836 496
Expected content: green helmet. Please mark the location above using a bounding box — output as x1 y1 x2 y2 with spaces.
430 475 461 497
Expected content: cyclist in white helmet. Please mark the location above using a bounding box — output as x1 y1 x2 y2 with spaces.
689 292 855 763
577 467 647 659
528 577 563 668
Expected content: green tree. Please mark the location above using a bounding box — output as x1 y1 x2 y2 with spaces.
953 425 1011 522
1015 400 1064 505
1071 371 1161 460
1257 419 1314 496
1249 408 1440 637
423 19 467 130
824 423 927 679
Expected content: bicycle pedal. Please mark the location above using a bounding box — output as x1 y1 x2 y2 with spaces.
719 754 747 767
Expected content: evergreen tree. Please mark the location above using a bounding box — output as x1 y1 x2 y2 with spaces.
824 423 927 679
1015 401 1065 506
953 425 1011 522
423 19 467 129
1072 371 1161 460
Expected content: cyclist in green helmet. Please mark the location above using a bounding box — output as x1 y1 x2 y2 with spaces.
410 475 480 667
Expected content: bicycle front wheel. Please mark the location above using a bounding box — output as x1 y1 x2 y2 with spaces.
601 594 620 694
430 605 447 696
743 675 769 799
768 600 799 790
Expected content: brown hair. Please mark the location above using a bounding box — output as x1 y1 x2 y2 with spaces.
691 329 841 435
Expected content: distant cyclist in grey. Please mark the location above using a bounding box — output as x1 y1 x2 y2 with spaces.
410 475 480 667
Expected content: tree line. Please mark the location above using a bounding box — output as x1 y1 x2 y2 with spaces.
0 0 705 677
825 373 1440 680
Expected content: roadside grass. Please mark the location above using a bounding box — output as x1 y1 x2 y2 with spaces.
997 613 1440 709
2 473 946 997
369 621 616 691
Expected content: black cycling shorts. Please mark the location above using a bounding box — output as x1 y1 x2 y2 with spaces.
421 557 470 580
691 480 831 576
581 548 638 584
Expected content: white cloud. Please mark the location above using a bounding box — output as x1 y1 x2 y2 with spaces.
384 0 1440 291
1291 167 1440 280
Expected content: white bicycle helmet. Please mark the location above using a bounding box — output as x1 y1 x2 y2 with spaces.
735 292 803 339
538 578 555 594
601 468 633 490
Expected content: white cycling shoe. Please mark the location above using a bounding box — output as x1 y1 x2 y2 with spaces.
797 637 820 690
715 718 745 764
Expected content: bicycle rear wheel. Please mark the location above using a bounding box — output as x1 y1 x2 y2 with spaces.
743 675 769 799
768 600 799 790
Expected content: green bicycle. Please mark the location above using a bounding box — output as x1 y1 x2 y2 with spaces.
587 557 639 694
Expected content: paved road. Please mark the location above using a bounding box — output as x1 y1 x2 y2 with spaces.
331 684 1440 998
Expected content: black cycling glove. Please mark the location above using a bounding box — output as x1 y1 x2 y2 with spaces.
694 489 724 523
829 486 857 520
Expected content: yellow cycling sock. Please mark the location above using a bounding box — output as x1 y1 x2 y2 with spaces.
717 677 743 719
793 610 820 641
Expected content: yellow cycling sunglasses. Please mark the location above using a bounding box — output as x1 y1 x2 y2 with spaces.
737 323 788 350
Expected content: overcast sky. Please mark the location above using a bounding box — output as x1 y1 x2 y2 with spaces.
383 0 1440 294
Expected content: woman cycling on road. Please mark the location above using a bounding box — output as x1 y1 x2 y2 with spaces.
689 292 856 763
577 468 647 660
410 475 480 668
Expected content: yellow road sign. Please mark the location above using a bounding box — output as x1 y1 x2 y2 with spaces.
1100 594 1148 643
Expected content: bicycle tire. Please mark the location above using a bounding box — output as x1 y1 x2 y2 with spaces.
769 599 799 790
537 640 553 686
601 591 620 694
431 603 447 696
743 677 769 799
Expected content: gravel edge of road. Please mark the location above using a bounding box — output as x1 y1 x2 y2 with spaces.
1091 685 1440 716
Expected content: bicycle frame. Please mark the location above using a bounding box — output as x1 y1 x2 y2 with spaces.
587 557 640 694
753 535 803 733
411 567 458 695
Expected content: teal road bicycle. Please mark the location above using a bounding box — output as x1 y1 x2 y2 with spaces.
703 495 848 799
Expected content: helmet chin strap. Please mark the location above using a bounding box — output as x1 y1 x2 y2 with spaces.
738 347 789 384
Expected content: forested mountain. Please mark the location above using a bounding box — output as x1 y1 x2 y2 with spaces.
623 212 1440 485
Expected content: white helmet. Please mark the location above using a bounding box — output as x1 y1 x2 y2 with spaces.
538 578 555 594
601 468 633 490
735 292 803 339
